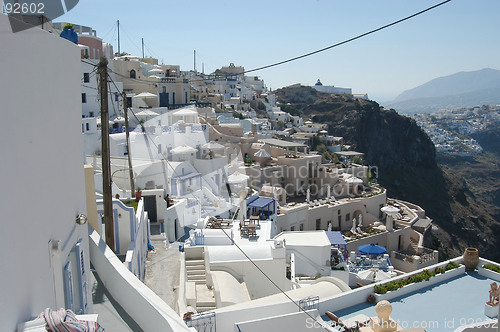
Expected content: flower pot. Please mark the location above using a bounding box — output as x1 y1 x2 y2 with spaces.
463 248 479 271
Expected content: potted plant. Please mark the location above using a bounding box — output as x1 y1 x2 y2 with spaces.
135 187 142 200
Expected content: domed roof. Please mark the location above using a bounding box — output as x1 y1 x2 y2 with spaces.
315 79 323 86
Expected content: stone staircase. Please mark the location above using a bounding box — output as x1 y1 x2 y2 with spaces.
408 237 419 253
185 255 216 312
186 260 207 285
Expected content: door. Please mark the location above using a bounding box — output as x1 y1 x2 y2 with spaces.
143 195 158 223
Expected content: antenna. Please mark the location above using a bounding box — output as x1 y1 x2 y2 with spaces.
117 20 120 54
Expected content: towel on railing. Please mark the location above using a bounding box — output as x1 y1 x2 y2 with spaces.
39 308 104 332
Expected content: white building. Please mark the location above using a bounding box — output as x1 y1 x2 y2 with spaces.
0 15 92 328
312 79 352 95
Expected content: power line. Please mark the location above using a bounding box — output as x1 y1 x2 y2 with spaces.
243 0 452 74
216 225 332 331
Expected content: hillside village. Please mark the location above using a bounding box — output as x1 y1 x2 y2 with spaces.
411 105 500 156
3 17 500 332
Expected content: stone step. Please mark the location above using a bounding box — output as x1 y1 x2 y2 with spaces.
187 269 206 275
197 300 216 307
186 260 205 266
187 274 206 281
186 264 205 270
197 303 216 312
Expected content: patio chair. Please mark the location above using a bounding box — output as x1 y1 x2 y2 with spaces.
325 312 368 331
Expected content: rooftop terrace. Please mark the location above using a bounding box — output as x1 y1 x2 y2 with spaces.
328 271 500 331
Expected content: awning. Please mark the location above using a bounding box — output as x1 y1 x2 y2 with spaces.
325 231 347 246
247 197 274 209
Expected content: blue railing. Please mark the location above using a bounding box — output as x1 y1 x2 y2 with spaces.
185 311 216 332
194 232 205 246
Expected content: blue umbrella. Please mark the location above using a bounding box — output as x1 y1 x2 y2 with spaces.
358 243 387 255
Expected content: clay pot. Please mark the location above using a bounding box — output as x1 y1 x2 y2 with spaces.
463 247 479 271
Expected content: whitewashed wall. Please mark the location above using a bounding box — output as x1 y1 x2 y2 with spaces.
0 16 91 329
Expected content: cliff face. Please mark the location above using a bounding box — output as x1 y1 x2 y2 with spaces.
275 86 500 261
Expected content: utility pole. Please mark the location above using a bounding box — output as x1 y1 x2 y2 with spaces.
98 57 115 251
123 92 135 196
141 38 145 59
117 20 120 55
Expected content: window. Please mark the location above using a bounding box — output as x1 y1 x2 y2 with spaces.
83 73 90 83
130 69 136 79
299 223 304 231
89 112 94 117
316 218 321 230
85 123 90 131
185 91 188 104
346 213 350 223
81 93 86 103
291 226 295 231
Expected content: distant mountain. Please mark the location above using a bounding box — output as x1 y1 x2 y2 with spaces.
388 68 500 113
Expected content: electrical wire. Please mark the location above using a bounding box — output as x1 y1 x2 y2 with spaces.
243 0 452 75
88 2 453 324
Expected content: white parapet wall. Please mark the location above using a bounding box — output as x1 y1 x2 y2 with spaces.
89 230 194 331
124 199 149 281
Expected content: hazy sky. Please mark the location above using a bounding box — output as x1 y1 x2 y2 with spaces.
59 0 500 102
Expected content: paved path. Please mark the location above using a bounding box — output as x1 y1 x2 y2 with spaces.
144 231 181 312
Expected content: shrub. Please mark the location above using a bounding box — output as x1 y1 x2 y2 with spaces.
484 264 500 273
374 284 387 294
374 261 460 295
385 281 400 292
445 261 459 271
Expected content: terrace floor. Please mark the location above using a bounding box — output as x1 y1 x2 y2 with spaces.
328 272 499 331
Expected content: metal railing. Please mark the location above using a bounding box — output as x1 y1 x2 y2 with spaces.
298 296 319 312
185 312 216 332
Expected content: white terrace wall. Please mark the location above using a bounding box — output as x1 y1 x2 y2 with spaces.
96 199 137 256
89 231 193 331
125 199 150 281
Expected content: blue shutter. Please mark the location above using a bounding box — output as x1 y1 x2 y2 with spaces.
64 261 74 311
76 242 88 313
